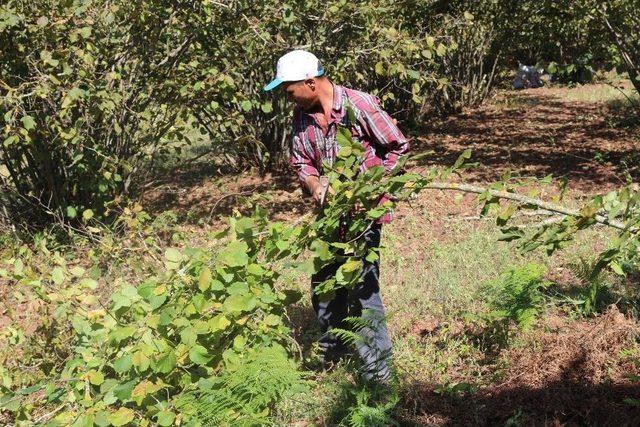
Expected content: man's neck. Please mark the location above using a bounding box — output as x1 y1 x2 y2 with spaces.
318 80 334 117
305 80 334 116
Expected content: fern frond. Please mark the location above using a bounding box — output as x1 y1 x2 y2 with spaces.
331 311 389 347
176 346 308 426
482 263 549 329
344 387 399 427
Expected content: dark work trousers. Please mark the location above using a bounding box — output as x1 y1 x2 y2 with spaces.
310 223 393 382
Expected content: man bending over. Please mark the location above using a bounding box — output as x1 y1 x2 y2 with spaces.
264 50 409 382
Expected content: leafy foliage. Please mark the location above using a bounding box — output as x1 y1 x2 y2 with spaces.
1 209 306 424
566 258 613 317
595 0 640 92
343 386 399 427
1 0 501 231
0 1 195 228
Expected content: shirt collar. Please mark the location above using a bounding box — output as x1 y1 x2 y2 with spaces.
329 84 345 124
331 84 344 111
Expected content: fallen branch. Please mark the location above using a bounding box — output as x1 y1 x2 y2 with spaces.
425 182 629 231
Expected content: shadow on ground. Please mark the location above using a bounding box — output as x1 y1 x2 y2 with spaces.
411 89 640 192
398 377 640 426
139 163 311 224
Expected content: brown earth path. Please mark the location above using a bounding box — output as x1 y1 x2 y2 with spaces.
414 85 640 193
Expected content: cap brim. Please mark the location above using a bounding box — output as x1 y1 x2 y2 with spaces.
263 78 283 91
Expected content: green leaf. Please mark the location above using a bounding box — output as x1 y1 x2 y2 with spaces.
338 146 352 158
79 277 99 290
210 279 224 291
246 263 265 276
164 248 183 270
0 394 22 412
497 227 524 242
87 370 104 386
263 314 281 326
72 414 94 427
180 327 197 346
241 100 252 111
70 266 85 277
261 102 273 113
78 26 92 39
113 355 132 374
51 267 65 285
21 116 36 130
94 411 110 427
209 314 231 332
109 326 136 343
189 345 212 365
233 335 246 350
218 241 249 267
154 352 176 374
40 50 59 67
156 411 176 426
610 261 624 276
365 249 379 263
109 407 135 426
198 267 212 291
113 380 137 401
132 351 150 372
82 209 94 221
227 282 249 295
131 380 162 405
224 294 256 313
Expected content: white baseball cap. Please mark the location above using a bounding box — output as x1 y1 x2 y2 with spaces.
263 50 324 91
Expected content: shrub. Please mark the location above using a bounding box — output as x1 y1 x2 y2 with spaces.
0 1 197 229
1 1 501 232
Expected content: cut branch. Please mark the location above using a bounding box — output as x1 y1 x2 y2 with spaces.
425 182 628 231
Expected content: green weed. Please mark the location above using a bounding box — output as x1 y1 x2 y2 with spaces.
482 263 550 330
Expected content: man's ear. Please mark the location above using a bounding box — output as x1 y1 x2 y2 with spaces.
305 78 316 90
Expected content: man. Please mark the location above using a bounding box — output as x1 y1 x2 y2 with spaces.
264 50 409 382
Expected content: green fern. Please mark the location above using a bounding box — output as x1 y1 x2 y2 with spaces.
176 346 308 426
483 263 549 330
567 258 612 316
331 312 384 347
343 386 399 427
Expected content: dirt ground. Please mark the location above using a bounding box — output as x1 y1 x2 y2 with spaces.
401 306 640 426
415 85 640 192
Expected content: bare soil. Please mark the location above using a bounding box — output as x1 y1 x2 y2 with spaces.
400 307 640 426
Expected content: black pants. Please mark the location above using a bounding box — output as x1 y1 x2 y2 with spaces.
310 223 392 381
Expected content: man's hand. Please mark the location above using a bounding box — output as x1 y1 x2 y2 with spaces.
305 175 332 206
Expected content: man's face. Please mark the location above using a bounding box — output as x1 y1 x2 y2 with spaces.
282 79 317 110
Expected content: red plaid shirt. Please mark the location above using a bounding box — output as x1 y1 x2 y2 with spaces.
290 84 409 223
